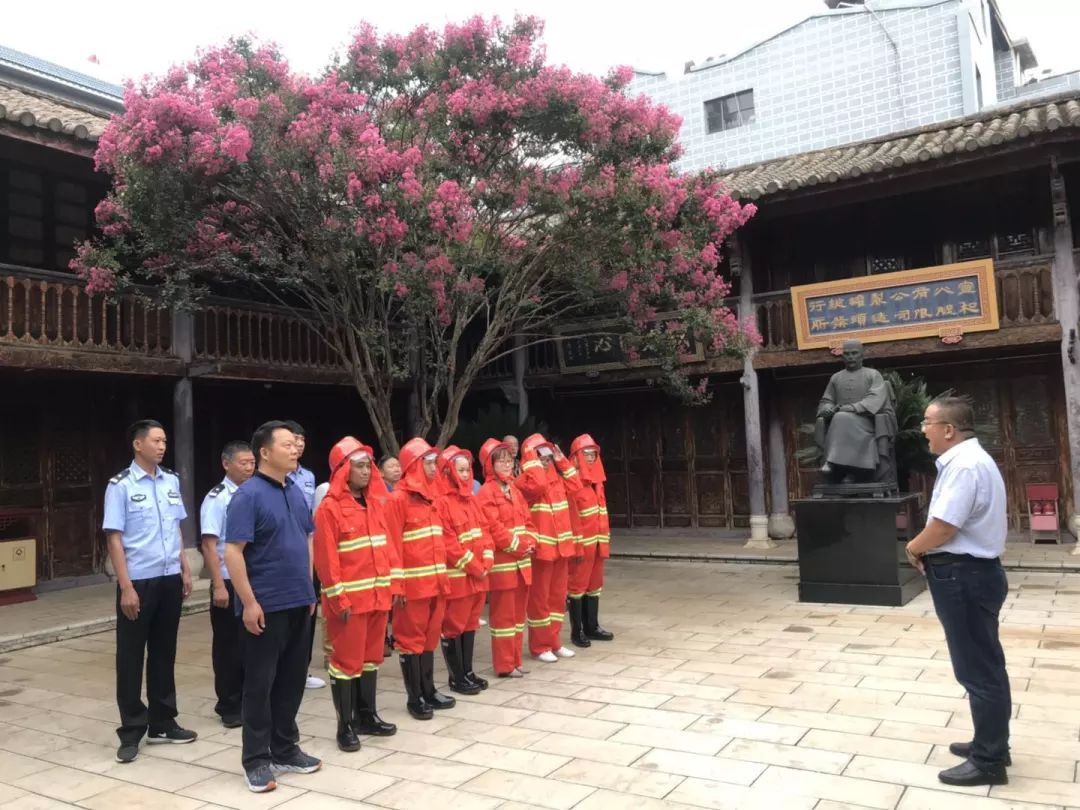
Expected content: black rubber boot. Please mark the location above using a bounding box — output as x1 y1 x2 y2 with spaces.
421 649 457 709
330 678 361 751
441 637 481 695
568 597 591 648
461 631 488 690
398 654 433 720
583 595 614 641
354 670 396 736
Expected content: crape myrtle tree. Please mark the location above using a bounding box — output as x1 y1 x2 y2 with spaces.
73 15 757 454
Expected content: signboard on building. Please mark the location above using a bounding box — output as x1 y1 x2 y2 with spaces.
555 317 705 374
790 259 1000 350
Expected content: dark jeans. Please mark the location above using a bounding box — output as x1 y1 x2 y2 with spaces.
926 557 1011 771
210 580 244 719
115 574 182 745
241 606 309 771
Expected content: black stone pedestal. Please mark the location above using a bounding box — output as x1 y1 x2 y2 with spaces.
793 494 925 606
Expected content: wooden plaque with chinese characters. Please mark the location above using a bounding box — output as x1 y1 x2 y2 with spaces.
790 259 1000 350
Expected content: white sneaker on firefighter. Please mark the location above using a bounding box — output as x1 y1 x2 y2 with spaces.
305 675 326 690
554 646 576 659
535 650 558 663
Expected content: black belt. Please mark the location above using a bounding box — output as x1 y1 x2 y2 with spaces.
925 552 1000 565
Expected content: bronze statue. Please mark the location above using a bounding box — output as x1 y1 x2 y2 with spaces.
815 340 898 488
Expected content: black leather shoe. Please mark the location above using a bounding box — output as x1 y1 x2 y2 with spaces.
949 741 1011 766
938 760 1007 786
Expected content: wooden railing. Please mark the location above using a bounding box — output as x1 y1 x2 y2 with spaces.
192 302 345 372
1 264 173 355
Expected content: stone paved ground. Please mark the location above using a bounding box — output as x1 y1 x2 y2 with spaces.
3 559 1080 809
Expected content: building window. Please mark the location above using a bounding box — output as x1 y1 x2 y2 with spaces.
704 90 755 134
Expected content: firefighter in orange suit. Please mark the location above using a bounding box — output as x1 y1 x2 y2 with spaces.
435 446 494 694
312 437 398 751
515 433 582 662
477 438 536 678
566 434 615 647
384 437 454 719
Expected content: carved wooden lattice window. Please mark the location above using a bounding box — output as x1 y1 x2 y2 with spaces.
51 430 90 485
869 255 903 275
956 237 991 260
997 229 1035 256
0 428 40 486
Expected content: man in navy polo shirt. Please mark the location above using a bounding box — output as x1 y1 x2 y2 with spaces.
224 421 322 793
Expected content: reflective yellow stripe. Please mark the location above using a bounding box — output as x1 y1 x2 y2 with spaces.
577 535 604 546
578 506 601 518
489 625 517 637
530 501 569 514
586 587 603 597
561 467 578 478
527 616 551 627
322 583 345 597
550 611 565 622
339 576 393 592
522 460 541 471
401 563 448 578
390 567 404 580
483 550 494 560
535 531 574 545
326 662 362 680
362 662 379 672
454 550 474 571
457 528 483 542
338 534 387 552
597 536 610 544
599 507 608 516
403 526 441 542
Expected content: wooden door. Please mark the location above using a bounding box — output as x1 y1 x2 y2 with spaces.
659 405 692 527
624 411 660 527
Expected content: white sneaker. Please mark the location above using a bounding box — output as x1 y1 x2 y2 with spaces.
479 617 487 626
305 675 326 689
554 646 576 659
535 650 558 663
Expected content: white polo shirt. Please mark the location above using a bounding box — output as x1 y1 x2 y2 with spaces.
926 437 1007 559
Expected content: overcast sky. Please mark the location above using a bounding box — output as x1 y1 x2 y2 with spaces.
4 0 1074 87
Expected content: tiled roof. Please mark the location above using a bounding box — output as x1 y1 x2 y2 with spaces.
0 44 123 102
0 82 110 142
721 92 1080 201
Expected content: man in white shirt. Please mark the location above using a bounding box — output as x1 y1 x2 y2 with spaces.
906 396 1010 787
200 440 255 728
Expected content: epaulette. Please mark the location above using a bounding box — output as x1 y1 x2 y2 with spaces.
159 466 177 477
108 469 131 485
207 483 226 498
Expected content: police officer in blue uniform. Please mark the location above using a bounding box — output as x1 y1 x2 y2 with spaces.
102 419 197 764
200 440 256 728
284 420 325 690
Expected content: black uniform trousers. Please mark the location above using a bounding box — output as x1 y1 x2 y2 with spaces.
241 605 310 771
210 579 244 720
115 574 183 745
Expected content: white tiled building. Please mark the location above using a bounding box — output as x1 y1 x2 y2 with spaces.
631 0 1079 172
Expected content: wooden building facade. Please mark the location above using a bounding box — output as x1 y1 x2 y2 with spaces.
3 73 1080 582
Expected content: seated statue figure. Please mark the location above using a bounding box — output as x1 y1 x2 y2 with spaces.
814 339 898 488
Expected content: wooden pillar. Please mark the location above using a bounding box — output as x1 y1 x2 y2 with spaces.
1047 159 1080 550
172 312 196 555
767 396 795 539
735 237 774 549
